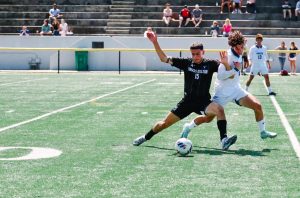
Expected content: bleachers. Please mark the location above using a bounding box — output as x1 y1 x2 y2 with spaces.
0 0 299 36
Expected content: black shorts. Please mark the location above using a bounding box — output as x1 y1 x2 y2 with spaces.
171 97 212 119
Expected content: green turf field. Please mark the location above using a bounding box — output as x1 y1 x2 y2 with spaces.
0 72 299 197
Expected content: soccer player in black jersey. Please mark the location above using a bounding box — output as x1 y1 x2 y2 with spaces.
132 30 237 150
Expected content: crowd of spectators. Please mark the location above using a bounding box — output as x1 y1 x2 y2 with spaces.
19 3 72 36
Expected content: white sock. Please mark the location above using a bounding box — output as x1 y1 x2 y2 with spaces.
188 120 198 129
267 86 272 93
258 119 265 132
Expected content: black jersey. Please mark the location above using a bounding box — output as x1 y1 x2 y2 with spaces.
171 57 219 101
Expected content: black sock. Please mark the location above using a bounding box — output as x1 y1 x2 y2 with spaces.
217 120 227 141
145 129 156 140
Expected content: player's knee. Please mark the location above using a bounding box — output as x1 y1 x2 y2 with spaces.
156 120 170 130
215 105 225 116
254 102 262 112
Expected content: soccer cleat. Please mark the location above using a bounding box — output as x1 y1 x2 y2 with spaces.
132 135 146 146
221 135 237 150
269 92 276 96
260 130 277 139
180 123 191 138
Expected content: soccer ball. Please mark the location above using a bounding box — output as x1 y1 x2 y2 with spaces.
175 138 193 156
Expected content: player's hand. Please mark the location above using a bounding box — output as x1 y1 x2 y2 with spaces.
146 30 157 43
219 51 228 65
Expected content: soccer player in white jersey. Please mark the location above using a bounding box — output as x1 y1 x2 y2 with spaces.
180 31 277 147
245 34 276 96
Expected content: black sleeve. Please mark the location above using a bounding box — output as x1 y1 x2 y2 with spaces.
210 59 220 73
171 58 191 71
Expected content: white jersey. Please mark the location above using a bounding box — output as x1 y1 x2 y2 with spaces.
248 45 269 68
214 49 242 97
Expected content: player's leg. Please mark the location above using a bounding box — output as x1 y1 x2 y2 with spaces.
133 111 180 146
245 74 255 91
206 102 237 150
238 94 277 139
133 99 192 146
260 63 276 96
181 101 225 139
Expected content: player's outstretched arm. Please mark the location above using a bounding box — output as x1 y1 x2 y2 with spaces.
146 30 168 63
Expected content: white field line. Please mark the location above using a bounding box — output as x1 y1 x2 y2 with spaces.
0 78 48 86
263 82 300 160
0 79 156 133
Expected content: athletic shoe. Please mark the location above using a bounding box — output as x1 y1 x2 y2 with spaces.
260 130 277 139
180 123 191 138
133 135 146 146
221 135 237 150
269 92 276 96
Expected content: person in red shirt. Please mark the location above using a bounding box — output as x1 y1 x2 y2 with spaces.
179 5 191 27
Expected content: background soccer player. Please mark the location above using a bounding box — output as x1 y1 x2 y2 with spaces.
245 34 276 96
133 29 237 150
181 31 277 144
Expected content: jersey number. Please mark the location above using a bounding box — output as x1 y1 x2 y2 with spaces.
258 54 262 59
195 74 199 80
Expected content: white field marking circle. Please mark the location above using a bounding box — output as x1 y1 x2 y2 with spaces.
0 147 62 161
5 110 15 113
0 79 156 133
263 81 300 160
0 78 48 86
141 112 148 115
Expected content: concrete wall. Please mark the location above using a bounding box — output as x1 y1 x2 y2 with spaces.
0 36 299 72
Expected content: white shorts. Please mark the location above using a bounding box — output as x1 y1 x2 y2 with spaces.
250 64 269 75
212 87 248 107
289 57 296 61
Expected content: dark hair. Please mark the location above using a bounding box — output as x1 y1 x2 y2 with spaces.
256 33 263 40
228 31 245 47
190 42 204 50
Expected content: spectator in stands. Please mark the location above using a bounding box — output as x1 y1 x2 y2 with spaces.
246 0 256 14
49 3 63 23
288 41 298 75
282 0 292 20
40 19 52 36
59 19 69 36
222 18 232 37
232 0 243 14
295 0 300 20
275 41 287 71
52 18 61 36
210 20 220 37
19 26 29 36
220 0 231 14
191 4 203 27
178 5 191 27
162 3 173 26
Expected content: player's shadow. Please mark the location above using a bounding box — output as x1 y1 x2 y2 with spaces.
144 145 278 157
192 146 278 157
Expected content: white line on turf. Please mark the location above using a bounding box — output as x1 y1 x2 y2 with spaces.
0 79 156 133
0 78 48 86
264 82 300 160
